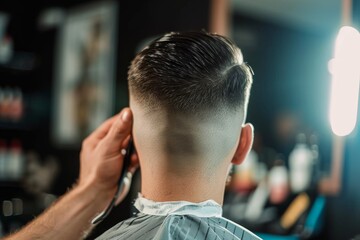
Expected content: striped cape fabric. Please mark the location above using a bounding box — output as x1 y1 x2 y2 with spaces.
97 196 261 240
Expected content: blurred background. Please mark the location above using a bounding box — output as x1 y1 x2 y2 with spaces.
0 0 360 239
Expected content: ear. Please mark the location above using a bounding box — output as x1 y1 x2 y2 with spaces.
231 123 254 165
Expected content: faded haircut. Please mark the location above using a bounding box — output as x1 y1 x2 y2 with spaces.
128 31 253 114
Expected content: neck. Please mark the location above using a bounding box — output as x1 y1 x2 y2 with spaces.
140 161 229 205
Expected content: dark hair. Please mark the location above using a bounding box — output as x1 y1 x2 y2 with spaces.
128 31 253 114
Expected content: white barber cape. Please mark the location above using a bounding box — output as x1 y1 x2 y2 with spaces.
97 195 261 240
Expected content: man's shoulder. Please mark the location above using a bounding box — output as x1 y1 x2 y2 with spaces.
217 216 262 240
173 215 261 240
97 214 261 240
96 214 166 240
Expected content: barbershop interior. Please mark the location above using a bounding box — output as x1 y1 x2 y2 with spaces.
1 0 360 239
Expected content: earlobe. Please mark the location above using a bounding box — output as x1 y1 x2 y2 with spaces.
231 123 254 165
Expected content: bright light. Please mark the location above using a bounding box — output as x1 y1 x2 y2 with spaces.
329 26 360 136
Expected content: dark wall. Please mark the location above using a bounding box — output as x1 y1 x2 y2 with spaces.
232 13 334 161
116 0 212 109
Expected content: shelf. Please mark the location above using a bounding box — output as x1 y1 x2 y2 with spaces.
0 180 23 188
0 52 36 73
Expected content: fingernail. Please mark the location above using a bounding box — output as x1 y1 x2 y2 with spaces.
122 109 130 122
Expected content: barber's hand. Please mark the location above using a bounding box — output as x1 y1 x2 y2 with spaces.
78 108 139 199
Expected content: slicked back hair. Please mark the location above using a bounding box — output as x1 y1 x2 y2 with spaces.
128 31 253 115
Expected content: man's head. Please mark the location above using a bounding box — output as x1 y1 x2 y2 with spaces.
129 31 252 114
128 31 253 180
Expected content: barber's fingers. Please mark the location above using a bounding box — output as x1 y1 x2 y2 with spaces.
102 108 133 152
121 135 131 149
84 115 119 149
92 115 119 140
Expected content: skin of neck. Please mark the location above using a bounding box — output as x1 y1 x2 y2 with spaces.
130 96 244 205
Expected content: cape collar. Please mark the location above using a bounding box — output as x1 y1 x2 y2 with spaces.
134 194 222 218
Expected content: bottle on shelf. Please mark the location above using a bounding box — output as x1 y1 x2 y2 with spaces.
0 139 7 180
289 133 313 193
10 88 24 121
7 140 25 181
0 88 12 120
0 87 24 122
0 35 13 64
309 134 321 189
268 156 289 204
232 150 259 193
